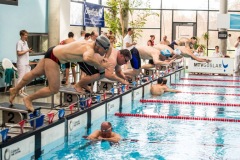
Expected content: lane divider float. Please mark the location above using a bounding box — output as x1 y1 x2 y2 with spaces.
180 91 240 96
171 83 240 88
115 113 240 123
140 99 240 107
181 78 240 82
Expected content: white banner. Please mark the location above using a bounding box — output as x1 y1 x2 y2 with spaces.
188 57 234 74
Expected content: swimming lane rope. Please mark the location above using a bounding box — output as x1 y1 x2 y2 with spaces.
181 78 240 82
139 99 240 107
171 83 240 88
115 113 240 123
179 92 240 96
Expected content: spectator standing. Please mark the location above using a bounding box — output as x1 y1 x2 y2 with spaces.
123 28 136 50
147 35 155 46
212 46 224 58
160 35 170 45
16 30 32 96
89 31 99 42
78 30 86 41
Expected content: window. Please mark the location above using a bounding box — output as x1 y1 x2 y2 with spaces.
28 34 48 53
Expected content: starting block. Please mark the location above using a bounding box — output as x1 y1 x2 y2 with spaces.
97 78 117 93
59 87 87 110
144 68 155 76
0 102 41 126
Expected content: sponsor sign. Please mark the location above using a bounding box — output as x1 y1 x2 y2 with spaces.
133 88 143 100
106 98 120 114
84 2 104 27
91 104 105 123
144 83 151 96
122 92 132 105
188 58 234 74
2 136 34 160
166 76 170 85
41 123 65 154
68 113 87 133
171 73 176 84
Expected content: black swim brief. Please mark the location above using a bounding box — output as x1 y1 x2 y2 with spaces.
78 62 105 75
168 41 178 50
148 59 154 65
44 47 61 66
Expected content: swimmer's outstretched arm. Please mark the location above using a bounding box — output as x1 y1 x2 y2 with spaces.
165 88 181 93
187 53 211 62
99 133 121 143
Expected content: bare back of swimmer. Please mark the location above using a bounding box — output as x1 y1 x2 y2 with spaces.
9 35 112 112
124 46 175 76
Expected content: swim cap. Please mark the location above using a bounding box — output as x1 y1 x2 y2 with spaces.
174 48 181 55
160 49 171 57
96 35 110 51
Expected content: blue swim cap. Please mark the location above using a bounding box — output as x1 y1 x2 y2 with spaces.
160 49 171 57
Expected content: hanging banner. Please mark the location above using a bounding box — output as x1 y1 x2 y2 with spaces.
84 2 104 27
230 14 240 30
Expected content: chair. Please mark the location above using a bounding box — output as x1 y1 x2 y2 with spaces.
2 58 17 92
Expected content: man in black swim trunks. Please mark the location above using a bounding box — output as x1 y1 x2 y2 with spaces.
75 48 132 93
9 35 111 112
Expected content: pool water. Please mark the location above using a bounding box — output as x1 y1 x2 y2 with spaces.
39 75 240 160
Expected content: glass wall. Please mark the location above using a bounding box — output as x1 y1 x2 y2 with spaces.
70 0 240 56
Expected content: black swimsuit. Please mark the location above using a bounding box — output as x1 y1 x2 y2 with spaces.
44 47 61 66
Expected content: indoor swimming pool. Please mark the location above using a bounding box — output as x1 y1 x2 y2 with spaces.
38 74 240 160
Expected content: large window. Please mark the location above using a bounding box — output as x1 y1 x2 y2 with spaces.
162 0 208 10
28 34 48 53
69 0 240 56
70 2 84 25
128 10 160 28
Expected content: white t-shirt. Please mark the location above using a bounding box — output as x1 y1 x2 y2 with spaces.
123 34 133 50
16 40 29 65
212 51 223 58
78 36 84 41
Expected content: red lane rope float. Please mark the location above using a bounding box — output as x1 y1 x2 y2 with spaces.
180 91 240 96
140 99 240 107
115 113 240 123
181 78 240 82
171 83 240 88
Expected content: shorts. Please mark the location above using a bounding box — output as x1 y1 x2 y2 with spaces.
130 47 141 69
78 62 105 76
168 41 178 50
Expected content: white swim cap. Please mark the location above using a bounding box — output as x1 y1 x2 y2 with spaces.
96 35 110 51
174 48 181 55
